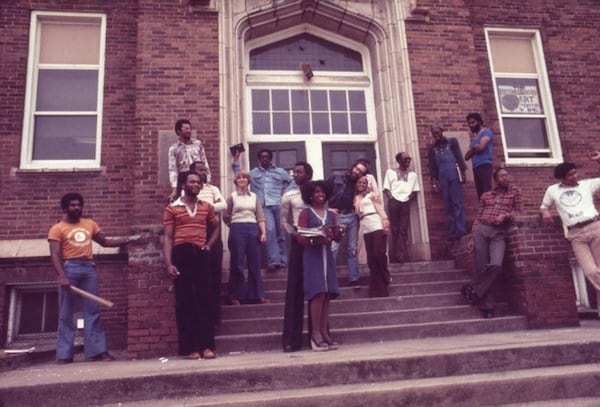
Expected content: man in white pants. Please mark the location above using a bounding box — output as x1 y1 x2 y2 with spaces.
540 151 600 314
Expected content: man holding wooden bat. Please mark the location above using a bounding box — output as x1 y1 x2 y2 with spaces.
49 192 140 364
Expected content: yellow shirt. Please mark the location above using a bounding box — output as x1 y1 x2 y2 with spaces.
48 219 101 260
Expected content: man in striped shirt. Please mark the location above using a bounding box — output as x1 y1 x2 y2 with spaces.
163 171 220 359
461 168 522 318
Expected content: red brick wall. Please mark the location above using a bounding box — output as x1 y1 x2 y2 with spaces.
126 1 220 358
406 0 600 257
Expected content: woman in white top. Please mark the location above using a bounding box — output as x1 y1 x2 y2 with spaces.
223 172 268 305
355 176 391 297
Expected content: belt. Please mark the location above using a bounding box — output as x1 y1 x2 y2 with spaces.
337 209 355 215
567 215 600 230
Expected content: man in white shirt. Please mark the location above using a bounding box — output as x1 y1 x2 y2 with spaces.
383 152 420 263
540 151 600 313
280 161 313 352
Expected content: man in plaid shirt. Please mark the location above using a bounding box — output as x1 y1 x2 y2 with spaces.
461 168 522 318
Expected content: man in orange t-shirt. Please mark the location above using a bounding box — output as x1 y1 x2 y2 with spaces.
48 193 139 364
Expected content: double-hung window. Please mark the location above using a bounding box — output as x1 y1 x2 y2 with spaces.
20 12 106 169
485 28 562 163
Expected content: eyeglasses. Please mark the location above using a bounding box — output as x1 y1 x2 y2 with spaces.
403 157 412 161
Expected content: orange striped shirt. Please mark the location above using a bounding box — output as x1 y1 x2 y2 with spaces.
163 199 218 248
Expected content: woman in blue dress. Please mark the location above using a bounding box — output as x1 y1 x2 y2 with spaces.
296 180 342 351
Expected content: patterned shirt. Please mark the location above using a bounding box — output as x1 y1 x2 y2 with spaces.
168 139 211 187
472 184 523 232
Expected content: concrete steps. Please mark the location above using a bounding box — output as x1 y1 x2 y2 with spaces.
215 260 527 353
2 325 599 406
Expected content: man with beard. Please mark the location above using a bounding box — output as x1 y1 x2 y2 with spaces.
461 168 522 318
190 161 226 326
325 160 368 287
540 152 600 315
464 113 494 199
281 161 313 352
168 119 211 202
163 171 220 359
49 193 140 364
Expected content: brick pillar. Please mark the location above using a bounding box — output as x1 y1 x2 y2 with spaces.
503 216 579 328
456 215 580 328
126 224 177 359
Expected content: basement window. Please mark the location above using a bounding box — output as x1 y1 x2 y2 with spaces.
6 284 61 344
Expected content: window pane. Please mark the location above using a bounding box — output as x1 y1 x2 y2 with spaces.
250 33 363 71
292 113 310 134
496 78 543 114
39 20 101 65
252 89 270 110
503 118 549 150
489 35 536 74
273 112 291 134
252 112 271 134
19 292 44 334
43 292 59 332
310 90 328 111
350 113 368 134
331 113 349 134
312 113 330 134
329 91 347 111
348 91 366 110
37 70 98 111
33 116 97 160
291 90 309 110
271 90 289 111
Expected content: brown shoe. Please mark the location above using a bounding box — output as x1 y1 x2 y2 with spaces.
259 298 271 304
202 349 216 359
185 351 201 360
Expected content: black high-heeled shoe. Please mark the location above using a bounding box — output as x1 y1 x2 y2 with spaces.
310 337 329 352
323 337 338 350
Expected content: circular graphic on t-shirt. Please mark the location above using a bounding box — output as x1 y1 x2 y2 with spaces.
559 190 582 207
73 230 87 243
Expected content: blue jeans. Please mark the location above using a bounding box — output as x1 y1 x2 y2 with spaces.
331 213 359 282
439 173 467 239
228 223 265 301
263 205 287 267
57 259 107 360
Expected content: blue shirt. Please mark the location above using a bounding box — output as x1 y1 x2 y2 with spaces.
470 127 494 168
232 161 293 206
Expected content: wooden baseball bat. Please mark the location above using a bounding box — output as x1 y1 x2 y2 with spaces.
70 286 114 308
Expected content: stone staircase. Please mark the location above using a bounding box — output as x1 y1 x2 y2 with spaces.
215 260 528 353
3 260 600 406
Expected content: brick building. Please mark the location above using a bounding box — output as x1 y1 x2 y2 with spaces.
1 0 598 358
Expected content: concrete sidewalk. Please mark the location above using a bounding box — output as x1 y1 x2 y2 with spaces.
2 320 599 390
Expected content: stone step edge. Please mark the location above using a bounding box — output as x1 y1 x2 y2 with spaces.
136 363 600 406
219 304 498 324
215 315 526 340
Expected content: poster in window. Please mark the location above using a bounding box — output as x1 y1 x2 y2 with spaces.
498 83 543 114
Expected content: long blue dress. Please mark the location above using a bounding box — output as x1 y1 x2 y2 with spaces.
298 207 340 301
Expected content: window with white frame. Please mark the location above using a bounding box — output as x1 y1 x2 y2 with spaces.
246 32 374 141
485 29 562 163
20 12 106 169
7 284 60 344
